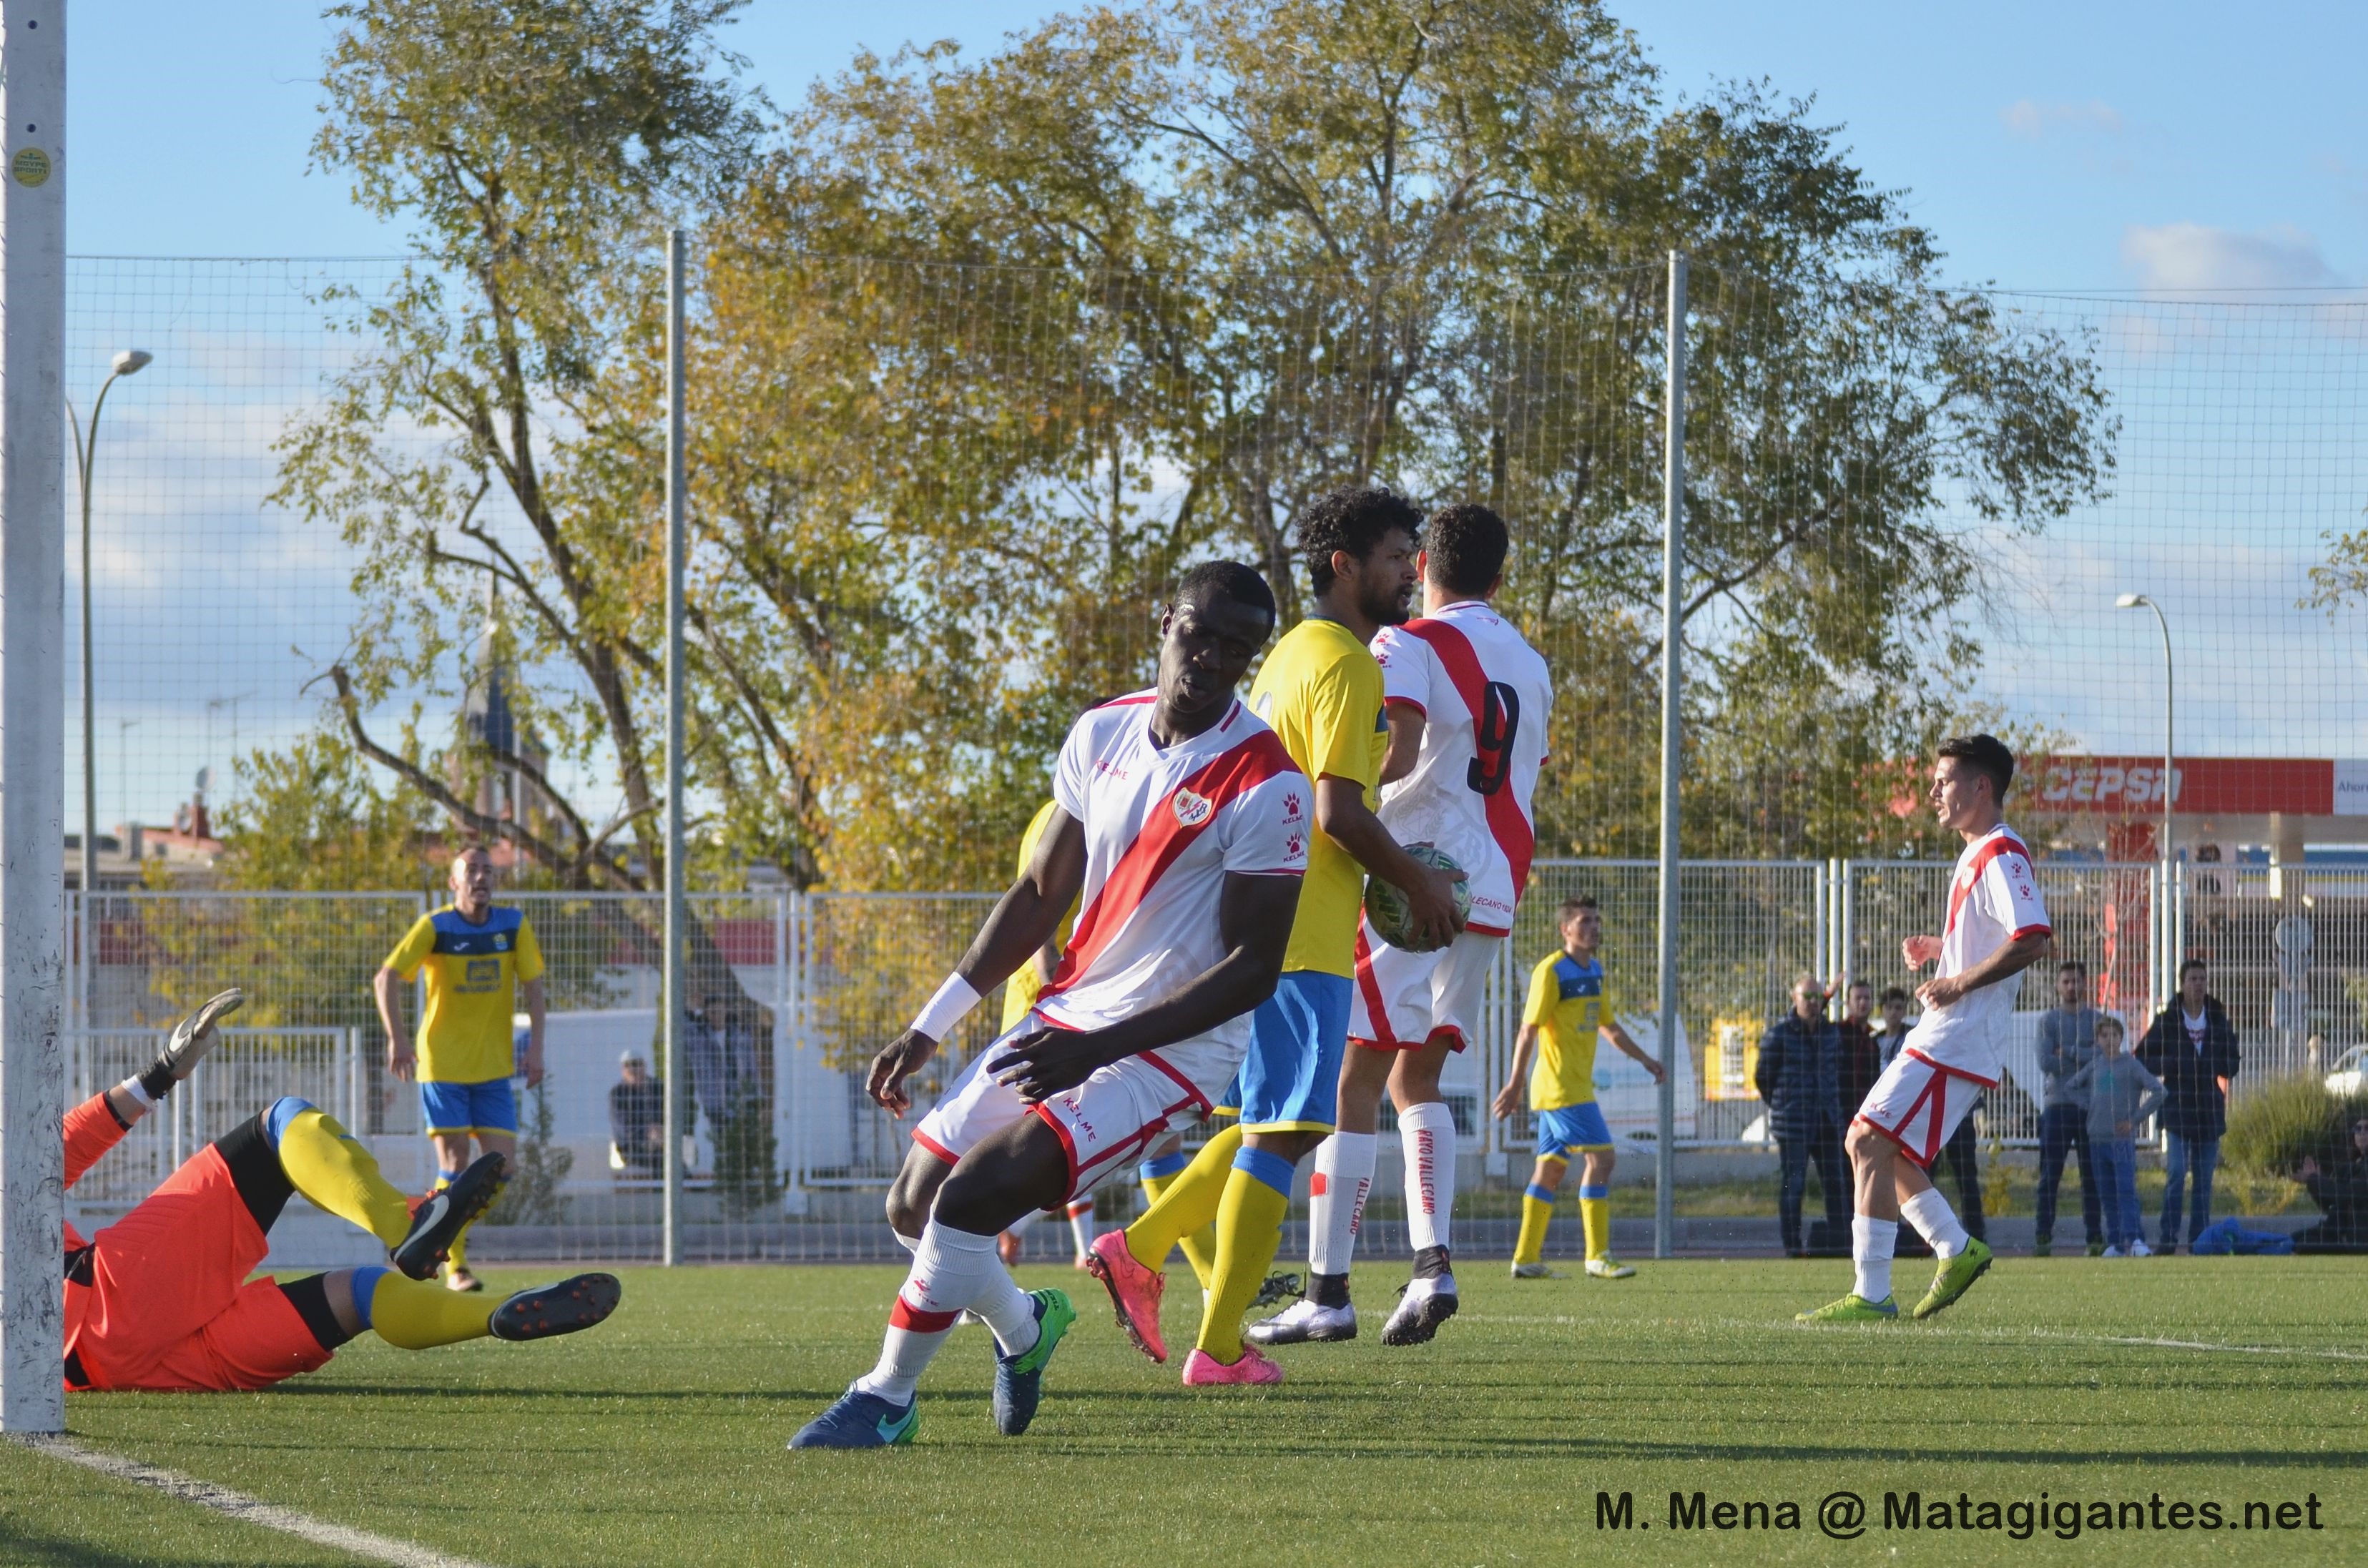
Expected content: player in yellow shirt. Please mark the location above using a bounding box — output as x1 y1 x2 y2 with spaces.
1093 486 1465 1384
1494 894 1664 1279
374 845 546 1291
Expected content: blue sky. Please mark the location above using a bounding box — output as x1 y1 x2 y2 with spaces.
72 1 2368 290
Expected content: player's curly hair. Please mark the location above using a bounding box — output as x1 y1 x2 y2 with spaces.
1424 503 1510 597
1295 485 1424 594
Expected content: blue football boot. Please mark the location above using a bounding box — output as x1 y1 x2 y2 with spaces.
789 1386 919 1450
991 1289 1076 1437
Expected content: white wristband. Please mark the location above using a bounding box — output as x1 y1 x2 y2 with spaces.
119 1075 155 1109
910 973 983 1041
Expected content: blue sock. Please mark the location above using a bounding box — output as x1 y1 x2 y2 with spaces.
348 1265 390 1329
1578 1184 1609 1201
262 1097 315 1148
1139 1151 1192 1183
1231 1145 1297 1198
1525 1183 1557 1205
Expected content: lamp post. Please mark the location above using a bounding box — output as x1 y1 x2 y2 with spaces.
2116 593 2173 1011
69 348 153 902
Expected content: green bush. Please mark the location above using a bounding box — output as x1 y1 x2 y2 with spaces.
2222 1075 2368 1176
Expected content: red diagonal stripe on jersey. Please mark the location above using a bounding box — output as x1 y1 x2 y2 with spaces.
1945 832 2036 937
1400 618 1536 900
1038 728 1298 1003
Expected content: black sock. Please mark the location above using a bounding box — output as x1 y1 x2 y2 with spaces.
1412 1245 1451 1281
278 1274 357 1352
213 1113 295 1233
1307 1270 1351 1308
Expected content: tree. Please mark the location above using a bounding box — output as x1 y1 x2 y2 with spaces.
677 0 2115 869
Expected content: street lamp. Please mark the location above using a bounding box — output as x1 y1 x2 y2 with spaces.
69 348 153 902
2117 593 2173 1010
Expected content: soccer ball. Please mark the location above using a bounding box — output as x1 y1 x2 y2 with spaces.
1364 843 1472 953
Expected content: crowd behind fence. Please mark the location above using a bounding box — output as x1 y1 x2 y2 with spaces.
64 860 2359 1261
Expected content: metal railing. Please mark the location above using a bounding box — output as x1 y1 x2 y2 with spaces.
63 859 2348 1258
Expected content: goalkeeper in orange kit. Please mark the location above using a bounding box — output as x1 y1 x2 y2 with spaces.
60 989 619 1395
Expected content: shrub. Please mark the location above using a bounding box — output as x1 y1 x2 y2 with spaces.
2222 1075 2368 1176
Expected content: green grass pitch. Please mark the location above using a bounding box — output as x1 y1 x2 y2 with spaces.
4 1257 2362 1566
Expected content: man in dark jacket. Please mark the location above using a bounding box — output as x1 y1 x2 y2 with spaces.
1834 978 1882 1126
2292 1118 2368 1253
1757 974 1847 1256
610 1052 664 1179
2134 957 2242 1253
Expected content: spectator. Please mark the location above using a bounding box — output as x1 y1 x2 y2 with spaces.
609 1052 664 1179
1867 983 1986 1246
2063 1015 2163 1257
681 980 755 1145
1756 974 1847 1257
2033 959 2103 1258
2136 957 2241 1254
1833 979 1882 1124
2291 1117 2368 1255
1870 985 1913 1068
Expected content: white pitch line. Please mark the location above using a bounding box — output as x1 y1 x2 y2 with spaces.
9 1433 497 1568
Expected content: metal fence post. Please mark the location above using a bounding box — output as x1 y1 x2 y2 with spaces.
1653 250 1686 1261
660 227 689 1267
1838 859 1856 996
0 1 71 1429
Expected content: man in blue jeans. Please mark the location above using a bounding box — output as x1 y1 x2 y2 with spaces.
2135 958 2241 1254
2032 959 2103 1257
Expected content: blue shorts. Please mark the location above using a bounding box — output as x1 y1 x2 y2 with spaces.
1534 1102 1613 1160
1215 971 1352 1133
420 1077 517 1138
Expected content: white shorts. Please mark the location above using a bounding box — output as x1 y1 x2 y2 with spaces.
1854 1045 1997 1170
912 1016 1242 1203
1349 924 1498 1052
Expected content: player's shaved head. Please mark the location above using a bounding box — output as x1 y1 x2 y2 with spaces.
1175 559 1277 623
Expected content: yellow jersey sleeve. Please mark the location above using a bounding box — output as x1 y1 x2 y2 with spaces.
1523 955 1559 1029
513 916 545 985
385 913 436 981
1302 650 1385 791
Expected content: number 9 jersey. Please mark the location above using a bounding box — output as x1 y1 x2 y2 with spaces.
1370 601 1554 935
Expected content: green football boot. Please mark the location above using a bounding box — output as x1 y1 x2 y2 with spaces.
991 1289 1076 1437
1795 1292 1900 1323
1911 1236 1994 1320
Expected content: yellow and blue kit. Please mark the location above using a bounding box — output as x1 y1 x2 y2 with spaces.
1227 616 1385 1133
999 799 1081 1034
385 904 544 1135
1523 950 1616 1158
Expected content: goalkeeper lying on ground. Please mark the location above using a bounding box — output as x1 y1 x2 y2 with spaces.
61 989 619 1394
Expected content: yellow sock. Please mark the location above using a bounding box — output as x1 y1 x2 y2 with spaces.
367 1271 494 1349
1580 1193 1611 1262
1197 1155 1294 1363
1125 1124 1241 1272
275 1108 411 1247
1176 1219 1219 1292
1515 1190 1553 1266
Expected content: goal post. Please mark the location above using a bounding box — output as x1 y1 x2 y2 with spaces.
1 0 71 1436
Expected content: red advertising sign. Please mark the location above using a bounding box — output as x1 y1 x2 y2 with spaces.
2023 756 2353 816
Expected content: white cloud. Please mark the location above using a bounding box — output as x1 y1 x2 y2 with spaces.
2001 99 2125 141
2118 222 2343 291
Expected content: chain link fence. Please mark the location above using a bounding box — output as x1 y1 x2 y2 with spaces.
64 859 2354 1259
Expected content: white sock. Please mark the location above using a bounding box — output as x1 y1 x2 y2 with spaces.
1852 1216 1898 1302
892 1230 920 1256
1899 1188 1969 1259
1399 1102 1458 1256
1309 1131 1377 1276
1066 1198 1097 1260
855 1222 1036 1402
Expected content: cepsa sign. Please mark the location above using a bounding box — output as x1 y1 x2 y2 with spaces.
2024 756 2362 817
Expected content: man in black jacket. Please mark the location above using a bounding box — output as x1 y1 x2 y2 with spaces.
1757 975 1847 1256
2292 1117 2368 1253
2134 958 2242 1254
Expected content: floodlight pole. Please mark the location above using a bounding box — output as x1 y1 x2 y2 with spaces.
1 1 71 1435
661 228 688 1267
1654 251 1686 1261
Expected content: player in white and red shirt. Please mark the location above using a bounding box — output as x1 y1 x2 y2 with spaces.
792 561 1307 1450
1802 734 2051 1326
1254 503 1556 1348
